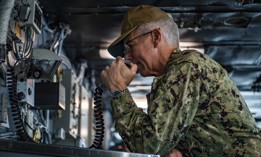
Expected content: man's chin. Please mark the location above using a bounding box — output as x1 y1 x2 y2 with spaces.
139 71 149 77
138 68 149 77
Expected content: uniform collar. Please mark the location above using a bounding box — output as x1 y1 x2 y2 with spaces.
165 47 182 70
152 48 182 84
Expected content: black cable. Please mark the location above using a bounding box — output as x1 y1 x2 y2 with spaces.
6 67 33 142
12 41 21 60
89 86 105 149
0 44 6 63
24 28 33 58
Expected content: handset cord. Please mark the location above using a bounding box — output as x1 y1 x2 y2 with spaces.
89 86 105 149
89 62 130 149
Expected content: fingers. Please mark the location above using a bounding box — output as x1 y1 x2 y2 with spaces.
130 63 138 74
100 57 136 90
116 56 123 62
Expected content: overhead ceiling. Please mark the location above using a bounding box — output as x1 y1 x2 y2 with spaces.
39 0 261 118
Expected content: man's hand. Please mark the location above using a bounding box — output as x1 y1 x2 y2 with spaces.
101 56 138 92
166 149 182 157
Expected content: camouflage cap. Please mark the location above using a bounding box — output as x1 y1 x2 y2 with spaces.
107 5 170 58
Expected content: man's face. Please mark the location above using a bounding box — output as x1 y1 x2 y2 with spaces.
124 30 160 77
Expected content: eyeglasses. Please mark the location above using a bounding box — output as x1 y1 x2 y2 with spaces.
123 30 154 54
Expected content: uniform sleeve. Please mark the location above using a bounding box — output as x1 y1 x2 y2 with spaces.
110 63 202 156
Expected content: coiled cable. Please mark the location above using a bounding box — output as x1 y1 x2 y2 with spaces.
89 86 105 149
6 67 33 142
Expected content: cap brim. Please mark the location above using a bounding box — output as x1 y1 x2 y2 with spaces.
107 26 137 58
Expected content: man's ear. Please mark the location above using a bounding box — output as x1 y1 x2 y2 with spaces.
151 29 161 48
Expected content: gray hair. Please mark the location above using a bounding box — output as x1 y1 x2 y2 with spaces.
135 13 179 47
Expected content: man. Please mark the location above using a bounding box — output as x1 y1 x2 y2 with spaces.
101 5 261 157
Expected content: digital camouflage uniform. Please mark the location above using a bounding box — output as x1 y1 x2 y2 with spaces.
110 48 261 157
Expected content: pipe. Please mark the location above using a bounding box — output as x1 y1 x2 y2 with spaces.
0 0 15 62
0 0 15 44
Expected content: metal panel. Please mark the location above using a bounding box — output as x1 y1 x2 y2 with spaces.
79 86 93 146
53 69 80 139
0 140 160 157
